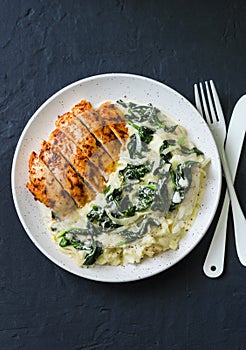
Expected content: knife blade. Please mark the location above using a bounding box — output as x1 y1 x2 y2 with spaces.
203 95 246 277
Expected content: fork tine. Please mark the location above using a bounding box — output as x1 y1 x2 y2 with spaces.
194 84 203 116
205 81 217 123
199 82 211 123
210 80 224 121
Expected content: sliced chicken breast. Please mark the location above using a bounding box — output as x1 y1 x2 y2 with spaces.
27 100 128 212
48 129 104 194
73 108 122 162
26 152 76 216
40 140 92 207
55 112 115 179
72 99 92 113
97 102 128 146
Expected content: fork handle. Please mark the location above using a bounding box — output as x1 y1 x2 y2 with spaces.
220 148 246 265
203 191 230 277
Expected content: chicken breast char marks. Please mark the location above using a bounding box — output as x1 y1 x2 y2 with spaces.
26 152 76 216
39 140 91 207
48 129 104 195
55 112 115 179
73 108 122 162
97 102 129 146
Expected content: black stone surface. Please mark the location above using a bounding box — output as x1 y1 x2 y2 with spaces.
1 0 246 349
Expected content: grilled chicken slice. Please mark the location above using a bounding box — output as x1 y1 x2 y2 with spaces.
40 140 92 207
26 152 76 216
55 112 115 179
72 99 92 113
97 102 128 146
27 100 128 212
48 129 104 194
73 108 122 162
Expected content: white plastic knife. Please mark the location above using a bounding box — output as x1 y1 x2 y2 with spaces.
203 95 246 277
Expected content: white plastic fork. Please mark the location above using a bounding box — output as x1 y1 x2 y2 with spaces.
194 80 246 270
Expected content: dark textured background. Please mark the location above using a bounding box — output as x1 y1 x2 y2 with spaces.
1 0 246 349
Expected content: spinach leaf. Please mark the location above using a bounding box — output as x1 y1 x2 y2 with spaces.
105 191 137 219
128 121 154 144
87 206 121 231
87 205 102 222
83 240 103 266
115 194 136 217
159 140 204 163
117 101 159 123
151 176 170 214
160 140 176 152
59 231 87 249
57 227 91 238
180 146 204 155
179 161 199 185
119 230 144 244
117 100 177 132
163 125 178 133
119 162 152 182
59 236 69 247
122 206 136 217
170 161 199 210
153 155 173 176
138 217 160 236
119 217 160 244
57 223 100 240
59 232 103 266
170 169 177 189
150 113 177 132
136 184 156 211
106 188 122 203
159 139 176 163
127 134 148 159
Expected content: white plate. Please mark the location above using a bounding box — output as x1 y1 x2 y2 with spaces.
11 73 221 282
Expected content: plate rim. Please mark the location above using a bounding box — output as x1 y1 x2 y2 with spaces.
11 72 222 282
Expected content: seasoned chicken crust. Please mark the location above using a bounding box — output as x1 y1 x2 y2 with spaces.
55 112 115 178
97 102 128 145
75 109 122 162
40 140 91 207
26 100 129 217
26 152 76 216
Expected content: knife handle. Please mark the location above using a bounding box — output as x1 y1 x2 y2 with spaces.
203 191 230 277
204 149 246 277
221 148 246 265
233 202 246 266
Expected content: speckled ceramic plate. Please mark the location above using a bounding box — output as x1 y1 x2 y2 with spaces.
11 73 221 282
